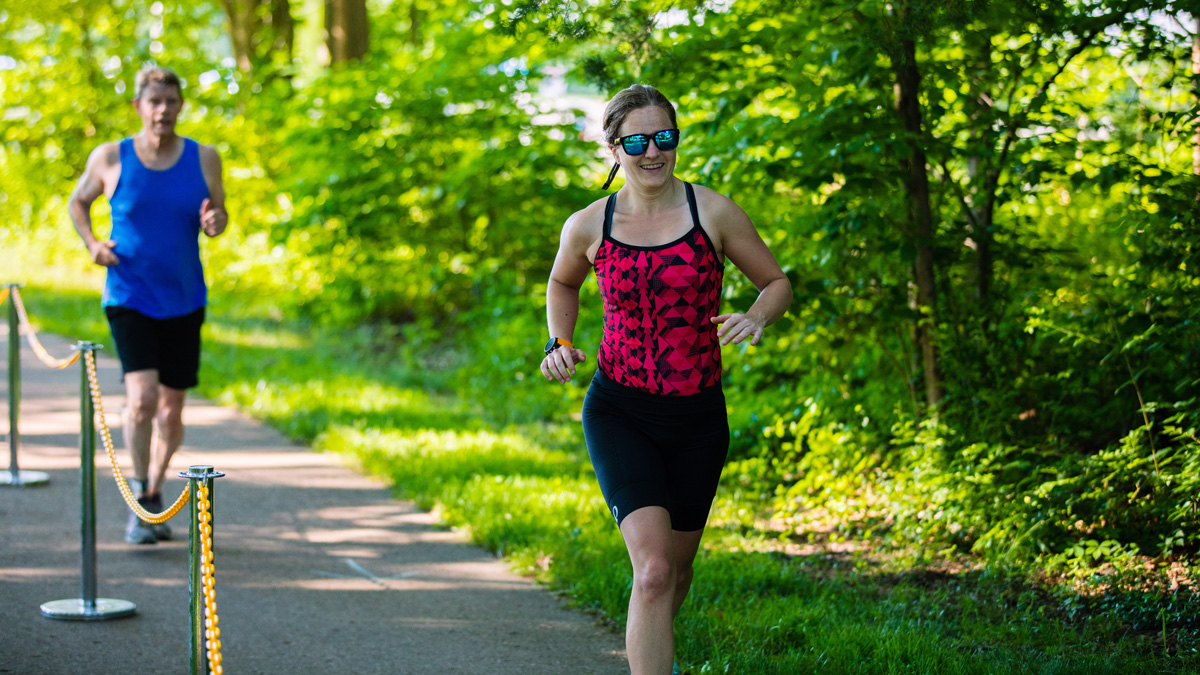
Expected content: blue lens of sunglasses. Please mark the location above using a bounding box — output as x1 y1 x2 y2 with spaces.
654 129 680 151
622 136 649 154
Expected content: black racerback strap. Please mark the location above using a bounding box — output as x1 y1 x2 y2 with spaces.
603 193 617 239
684 182 701 231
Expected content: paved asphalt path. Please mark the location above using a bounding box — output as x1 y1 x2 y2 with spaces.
0 322 628 674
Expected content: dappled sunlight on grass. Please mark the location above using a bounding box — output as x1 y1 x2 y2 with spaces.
327 426 578 478
215 378 472 441
205 321 311 350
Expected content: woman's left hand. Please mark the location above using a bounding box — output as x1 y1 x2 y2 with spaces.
711 312 765 346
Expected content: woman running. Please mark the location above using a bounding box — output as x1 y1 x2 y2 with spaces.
540 84 792 675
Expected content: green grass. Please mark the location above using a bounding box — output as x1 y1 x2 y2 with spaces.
5 251 1198 674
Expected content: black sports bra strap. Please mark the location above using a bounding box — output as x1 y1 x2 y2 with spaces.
684 182 701 230
603 193 617 238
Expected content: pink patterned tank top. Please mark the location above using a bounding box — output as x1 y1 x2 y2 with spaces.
593 182 724 396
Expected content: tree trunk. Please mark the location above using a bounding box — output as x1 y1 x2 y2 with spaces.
971 40 993 304
974 174 994 303
966 145 995 306
325 0 369 63
219 0 293 73
1193 14 1199 175
271 0 295 60
220 0 255 72
410 2 421 47
895 33 944 409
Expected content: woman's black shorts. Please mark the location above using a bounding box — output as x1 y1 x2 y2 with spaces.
104 305 205 390
581 369 729 532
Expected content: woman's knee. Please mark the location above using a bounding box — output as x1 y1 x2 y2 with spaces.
634 556 676 600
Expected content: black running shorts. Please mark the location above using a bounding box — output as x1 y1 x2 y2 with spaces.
581 369 730 532
104 305 205 390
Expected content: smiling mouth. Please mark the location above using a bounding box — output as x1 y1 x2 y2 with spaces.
640 163 665 170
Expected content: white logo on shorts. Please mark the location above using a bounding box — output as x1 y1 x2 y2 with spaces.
612 505 619 522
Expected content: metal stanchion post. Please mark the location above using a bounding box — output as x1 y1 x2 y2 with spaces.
1 283 48 487
41 342 135 620
183 464 223 675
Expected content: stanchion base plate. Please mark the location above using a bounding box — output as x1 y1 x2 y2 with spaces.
0 470 50 487
41 598 137 621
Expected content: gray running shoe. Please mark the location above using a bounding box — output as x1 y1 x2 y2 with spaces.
145 493 172 541
125 507 157 545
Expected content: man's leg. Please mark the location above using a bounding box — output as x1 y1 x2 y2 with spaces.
148 384 186 494
143 306 203 540
135 384 186 540
122 370 160 480
122 370 160 545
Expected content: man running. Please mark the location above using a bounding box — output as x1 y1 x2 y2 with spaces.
68 65 228 544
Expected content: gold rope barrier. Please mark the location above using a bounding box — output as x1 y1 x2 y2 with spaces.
82 351 224 669
198 481 223 674
11 288 81 369
82 350 188 523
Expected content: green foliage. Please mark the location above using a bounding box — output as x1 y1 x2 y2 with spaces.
533 0 1200 575
253 14 596 324
5 0 1200 667
1 0 596 328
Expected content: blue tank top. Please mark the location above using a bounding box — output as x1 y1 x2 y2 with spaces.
103 137 209 319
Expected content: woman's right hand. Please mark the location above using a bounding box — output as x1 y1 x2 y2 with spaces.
541 347 588 384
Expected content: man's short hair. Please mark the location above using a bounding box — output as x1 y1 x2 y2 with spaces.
134 66 182 100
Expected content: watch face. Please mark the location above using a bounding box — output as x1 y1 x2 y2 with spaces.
544 337 558 353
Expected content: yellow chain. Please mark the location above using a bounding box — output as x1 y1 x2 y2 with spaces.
85 351 223 671
83 350 189 523
199 481 223 674
11 288 81 369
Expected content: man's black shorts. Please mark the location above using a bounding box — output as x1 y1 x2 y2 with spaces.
104 306 205 390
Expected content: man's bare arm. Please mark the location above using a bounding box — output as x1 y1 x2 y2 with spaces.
198 144 228 237
69 143 120 266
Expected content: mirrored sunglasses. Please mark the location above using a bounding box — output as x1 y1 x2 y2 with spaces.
617 128 681 155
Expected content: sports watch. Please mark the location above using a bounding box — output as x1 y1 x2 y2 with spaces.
544 337 573 355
